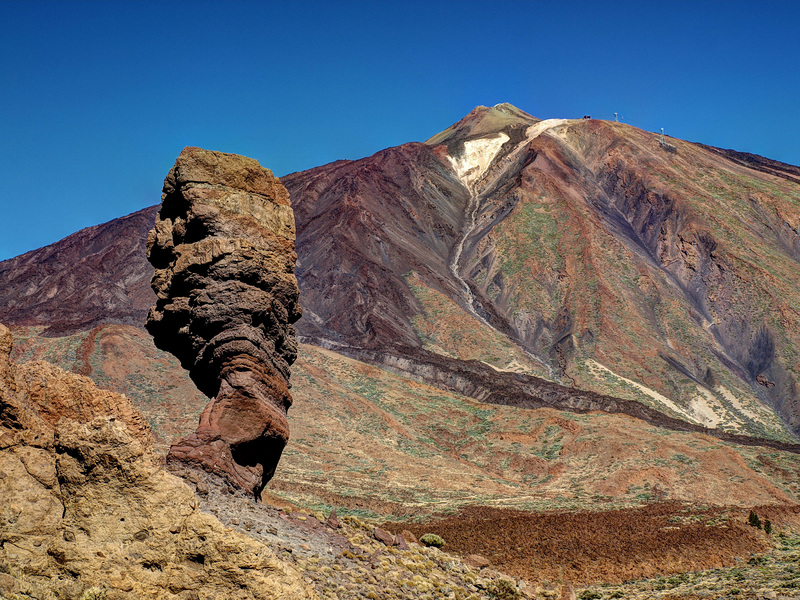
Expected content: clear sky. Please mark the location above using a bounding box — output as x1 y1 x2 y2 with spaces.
1 0 798 261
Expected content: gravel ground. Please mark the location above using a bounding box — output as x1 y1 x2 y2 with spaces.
176 467 538 600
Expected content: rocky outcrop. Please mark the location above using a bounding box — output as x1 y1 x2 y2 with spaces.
146 147 301 499
0 323 315 600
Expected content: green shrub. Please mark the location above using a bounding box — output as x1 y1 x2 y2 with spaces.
764 519 773 535
488 578 520 600
748 510 762 529
578 591 602 600
419 533 445 548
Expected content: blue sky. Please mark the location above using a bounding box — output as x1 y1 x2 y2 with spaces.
1 0 798 261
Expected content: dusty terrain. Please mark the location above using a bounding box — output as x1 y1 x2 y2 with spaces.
388 503 792 585
9 324 800 517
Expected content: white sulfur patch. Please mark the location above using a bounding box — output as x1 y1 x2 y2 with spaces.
585 359 696 422
448 133 510 188
716 385 779 428
525 118 570 140
689 387 723 428
443 116 576 377
447 119 570 190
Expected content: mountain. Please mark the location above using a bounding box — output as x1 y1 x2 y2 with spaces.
4 105 800 594
0 205 158 335
285 103 800 441
3 104 800 493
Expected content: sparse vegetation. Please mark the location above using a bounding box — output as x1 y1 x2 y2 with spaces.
419 533 445 548
748 510 762 529
79 588 107 600
588 531 800 599
488 578 521 600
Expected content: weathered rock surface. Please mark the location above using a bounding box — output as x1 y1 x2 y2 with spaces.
0 323 315 600
146 147 301 498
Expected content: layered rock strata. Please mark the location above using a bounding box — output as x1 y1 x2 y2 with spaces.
146 147 301 499
0 323 314 600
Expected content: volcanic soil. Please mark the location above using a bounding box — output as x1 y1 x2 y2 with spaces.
387 503 800 586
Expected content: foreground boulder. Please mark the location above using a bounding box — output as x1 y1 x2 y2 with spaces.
146 147 301 499
0 323 315 599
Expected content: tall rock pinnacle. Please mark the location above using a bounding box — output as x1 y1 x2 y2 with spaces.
146 147 301 499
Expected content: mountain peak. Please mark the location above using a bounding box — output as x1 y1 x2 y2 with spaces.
426 103 540 145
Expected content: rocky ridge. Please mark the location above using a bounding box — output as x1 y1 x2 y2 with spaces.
0 206 157 336
146 147 301 498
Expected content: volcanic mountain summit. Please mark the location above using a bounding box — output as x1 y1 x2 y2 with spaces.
285 103 800 440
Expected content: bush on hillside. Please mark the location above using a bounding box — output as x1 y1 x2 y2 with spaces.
748 510 762 529
488 578 520 600
419 533 445 548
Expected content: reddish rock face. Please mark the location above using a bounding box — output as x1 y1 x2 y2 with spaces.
0 206 158 335
146 147 301 499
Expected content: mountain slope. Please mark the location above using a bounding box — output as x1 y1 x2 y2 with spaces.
6 106 800 598
1 104 800 477
283 103 800 440
0 205 158 335
9 323 800 516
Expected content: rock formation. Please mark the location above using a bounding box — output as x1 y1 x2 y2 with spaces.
146 147 301 499
0 323 315 600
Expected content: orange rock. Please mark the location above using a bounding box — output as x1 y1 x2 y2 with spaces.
464 554 491 568
373 526 395 546
401 529 418 544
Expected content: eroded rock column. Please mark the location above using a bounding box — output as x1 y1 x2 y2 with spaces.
146 147 301 499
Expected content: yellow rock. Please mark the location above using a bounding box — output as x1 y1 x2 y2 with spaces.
0 324 317 600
